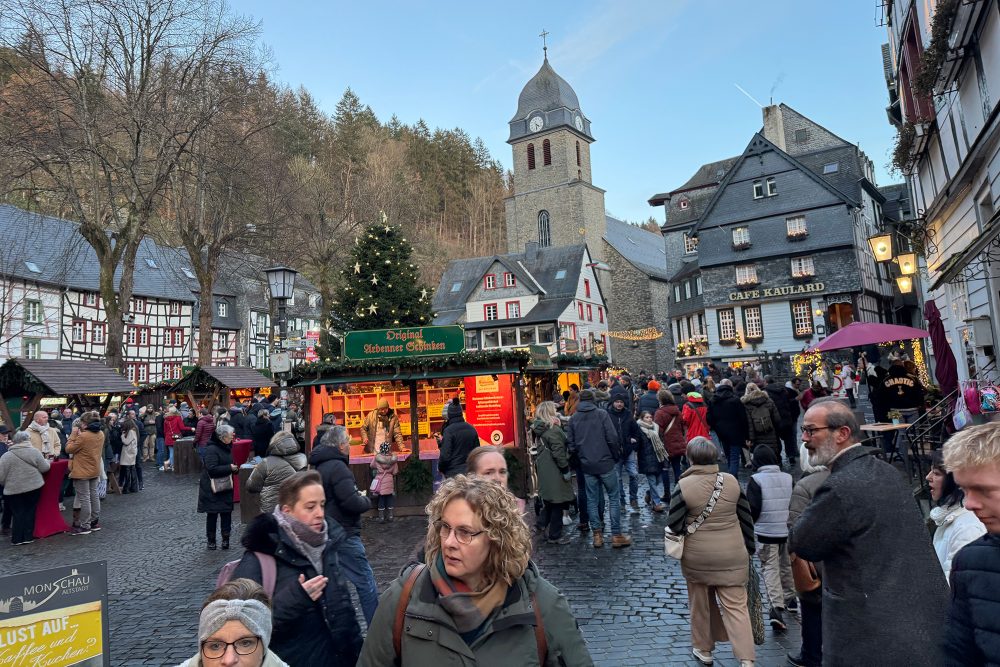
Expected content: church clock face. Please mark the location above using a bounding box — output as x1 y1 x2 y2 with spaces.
574 115 583 131
529 116 543 133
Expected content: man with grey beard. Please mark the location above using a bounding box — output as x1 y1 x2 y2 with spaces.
789 398 948 666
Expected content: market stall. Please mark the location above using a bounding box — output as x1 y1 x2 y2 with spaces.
168 365 276 410
292 327 530 515
522 351 608 417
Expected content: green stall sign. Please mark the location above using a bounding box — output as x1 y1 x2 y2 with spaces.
343 325 466 360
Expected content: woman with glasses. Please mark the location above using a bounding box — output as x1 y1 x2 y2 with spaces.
358 475 593 666
177 578 289 666
232 471 362 666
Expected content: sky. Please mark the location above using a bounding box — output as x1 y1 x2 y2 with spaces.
234 0 897 224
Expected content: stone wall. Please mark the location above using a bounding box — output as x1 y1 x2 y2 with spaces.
604 242 674 372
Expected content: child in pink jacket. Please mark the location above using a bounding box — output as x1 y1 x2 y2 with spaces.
370 443 399 522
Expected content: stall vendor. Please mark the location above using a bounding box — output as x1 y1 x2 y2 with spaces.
362 399 404 453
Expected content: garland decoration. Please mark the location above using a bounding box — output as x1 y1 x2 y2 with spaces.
606 327 663 341
290 349 531 382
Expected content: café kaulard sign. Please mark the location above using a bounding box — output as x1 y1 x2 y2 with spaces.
344 325 466 361
0 561 110 666
730 282 825 302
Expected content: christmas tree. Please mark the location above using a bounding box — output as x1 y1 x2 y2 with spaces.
333 215 435 331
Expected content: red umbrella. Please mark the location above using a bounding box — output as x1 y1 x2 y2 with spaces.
924 300 958 396
809 321 929 352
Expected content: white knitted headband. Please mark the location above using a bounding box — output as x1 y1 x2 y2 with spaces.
198 599 271 649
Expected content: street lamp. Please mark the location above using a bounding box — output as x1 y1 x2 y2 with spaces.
264 265 298 352
867 233 894 262
897 252 918 275
895 275 914 293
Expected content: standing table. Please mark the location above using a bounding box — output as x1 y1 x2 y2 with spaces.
860 422 915 477
34 458 69 538
231 438 253 503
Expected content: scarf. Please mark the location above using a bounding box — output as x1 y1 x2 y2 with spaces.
272 507 327 575
428 552 509 639
638 420 668 463
27 421 54 456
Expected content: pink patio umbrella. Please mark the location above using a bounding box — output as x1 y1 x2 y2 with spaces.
808 321 929 352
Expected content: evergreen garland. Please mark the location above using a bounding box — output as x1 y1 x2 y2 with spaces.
333 217 435 332
291 349 531 382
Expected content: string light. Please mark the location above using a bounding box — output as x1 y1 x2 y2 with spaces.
792 349 823 377
911 339 931 387
607 327 663 341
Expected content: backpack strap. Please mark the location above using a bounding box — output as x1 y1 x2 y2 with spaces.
393 563 426 662
531 591 548 664
255 553 277 599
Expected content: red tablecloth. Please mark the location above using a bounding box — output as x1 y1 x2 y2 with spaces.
34 459 69 538
231 439 252 503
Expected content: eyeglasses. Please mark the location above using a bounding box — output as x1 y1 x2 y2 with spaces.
801 425 837 437
201 637 260 659
435 520 485 545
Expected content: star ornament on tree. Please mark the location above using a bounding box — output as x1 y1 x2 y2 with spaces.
420 288 428 300
368 303 378 315
371 274 379 285
354 262 361 274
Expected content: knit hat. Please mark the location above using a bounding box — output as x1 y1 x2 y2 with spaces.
198 599 271 648
379 442 392 457
668 383 683 396
647 380 661 392
377 398 390 410
446 398 463 420
579 389 596 402
686 392 702 400
751 444 779 469
0 425 9 435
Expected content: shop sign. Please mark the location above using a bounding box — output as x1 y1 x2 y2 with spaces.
343 325 465 360
558 338 579 354
270 352 291 374
729 282 825 302
464 374 515 447
0 560 110 666
527 345 554 369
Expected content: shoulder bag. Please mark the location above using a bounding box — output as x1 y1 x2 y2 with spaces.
664 472 724 560
211 473 234 493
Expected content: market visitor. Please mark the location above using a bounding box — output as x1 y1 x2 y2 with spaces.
789 398 948 665
925 450 985 581
707 379 749 477
246 431 308 515
0 424 10 536
119 417 140 493
607 388 641 513
66 411 105 535
741 383 783 461
746 444 795 632
308 425 378 626
232 471 362 666
466 444 530 518
356 474 593 666
26 410 62 458
176 578 290 667
361 398 404 453
162 406 187 471
635 410 668 512
251 409 275 459
437 397 479 478
0 430 50 545
199 424 237 550
530 403 575 543
681 391 710 442
370 442 399 522
667 436 756 667
942 422 1000 665
654 388 687 496
764 376 800 467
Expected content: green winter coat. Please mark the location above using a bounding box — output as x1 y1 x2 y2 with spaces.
530 419 575 504
357 561 593 667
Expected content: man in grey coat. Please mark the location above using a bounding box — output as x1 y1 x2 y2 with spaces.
789 398 949 666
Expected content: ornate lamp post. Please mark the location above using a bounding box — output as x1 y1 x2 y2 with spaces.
263 266 298 379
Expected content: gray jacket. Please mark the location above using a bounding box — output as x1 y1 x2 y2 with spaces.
750 465 793 539
246 437 307 515
0 442 51 495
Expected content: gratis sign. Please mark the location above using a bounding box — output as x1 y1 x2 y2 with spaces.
343 325 465 361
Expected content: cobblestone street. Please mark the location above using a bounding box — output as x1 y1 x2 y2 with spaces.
3 463 801 666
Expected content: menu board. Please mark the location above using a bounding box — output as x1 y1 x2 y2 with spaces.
464 374 515 447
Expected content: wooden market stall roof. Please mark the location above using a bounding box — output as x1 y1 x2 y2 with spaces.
171 366 276 393
0 358 137 396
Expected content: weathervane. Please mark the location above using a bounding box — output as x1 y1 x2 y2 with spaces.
539 29 549 58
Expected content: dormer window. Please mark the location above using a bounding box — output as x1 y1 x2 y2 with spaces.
823 162 839 174
451 282 462 292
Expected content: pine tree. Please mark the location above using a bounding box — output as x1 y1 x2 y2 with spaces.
334 216 434 331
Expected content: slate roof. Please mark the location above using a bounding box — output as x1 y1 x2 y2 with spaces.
512 58 581 121
0 205 195 302
665 188 717 229
603 216 671 280
0 358 136 396
795 145 864 206
669 260 700 282
172 365 276 393
674 157 741 193
879 183 912 222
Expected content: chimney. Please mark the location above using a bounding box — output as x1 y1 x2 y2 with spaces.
762 105 786 151
524 241 539 261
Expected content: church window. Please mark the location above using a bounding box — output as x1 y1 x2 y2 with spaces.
527 144 536 170
576 141 581 166
543 140 552 166
537 211 551 248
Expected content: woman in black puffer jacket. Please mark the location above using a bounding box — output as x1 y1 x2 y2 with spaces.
198 424 236 550
232 471 362 667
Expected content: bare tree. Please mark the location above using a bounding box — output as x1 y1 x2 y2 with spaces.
0 0 260 369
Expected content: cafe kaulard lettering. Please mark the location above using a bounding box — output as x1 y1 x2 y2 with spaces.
730 282 825 302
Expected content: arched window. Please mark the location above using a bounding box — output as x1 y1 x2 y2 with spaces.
538 211 551 247
542 139 552 166
527 143 535 170
576 141 580 166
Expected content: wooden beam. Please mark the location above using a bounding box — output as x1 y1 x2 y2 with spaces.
19 394 41 429
408 380 419 462
0 393 14 430
100 393 113 414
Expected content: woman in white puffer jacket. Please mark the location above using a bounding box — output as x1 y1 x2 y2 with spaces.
926 450 986 582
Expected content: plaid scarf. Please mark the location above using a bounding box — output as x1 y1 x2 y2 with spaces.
637 420 668 463
428 552 508 638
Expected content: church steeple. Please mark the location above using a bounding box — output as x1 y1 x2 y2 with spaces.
508 57 592 144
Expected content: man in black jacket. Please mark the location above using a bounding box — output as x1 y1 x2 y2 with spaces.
789 399 948 666
437 398 479 478
309 425 378 626
707 379 749 476
764 376 798 467
607 390 640 513
567 389 630 549
942 422 1000 666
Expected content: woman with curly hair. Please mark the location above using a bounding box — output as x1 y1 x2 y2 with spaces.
358 475 592 666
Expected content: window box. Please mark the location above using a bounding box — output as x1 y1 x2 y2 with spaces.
744 335 764 343
732 241 752 251
787 230 809 241
791 272 816 282
735 279 760 288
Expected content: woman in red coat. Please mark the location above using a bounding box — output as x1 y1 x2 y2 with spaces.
682 392 711 442
162 406 188 471
653 390 687 497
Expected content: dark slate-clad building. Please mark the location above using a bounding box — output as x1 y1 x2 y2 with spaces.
651 104 895 367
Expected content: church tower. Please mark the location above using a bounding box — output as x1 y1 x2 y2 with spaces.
504 56 608 260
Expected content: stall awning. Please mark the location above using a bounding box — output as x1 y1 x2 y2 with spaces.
0 358 137 396
930 211 1000 290
171 366 276 393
